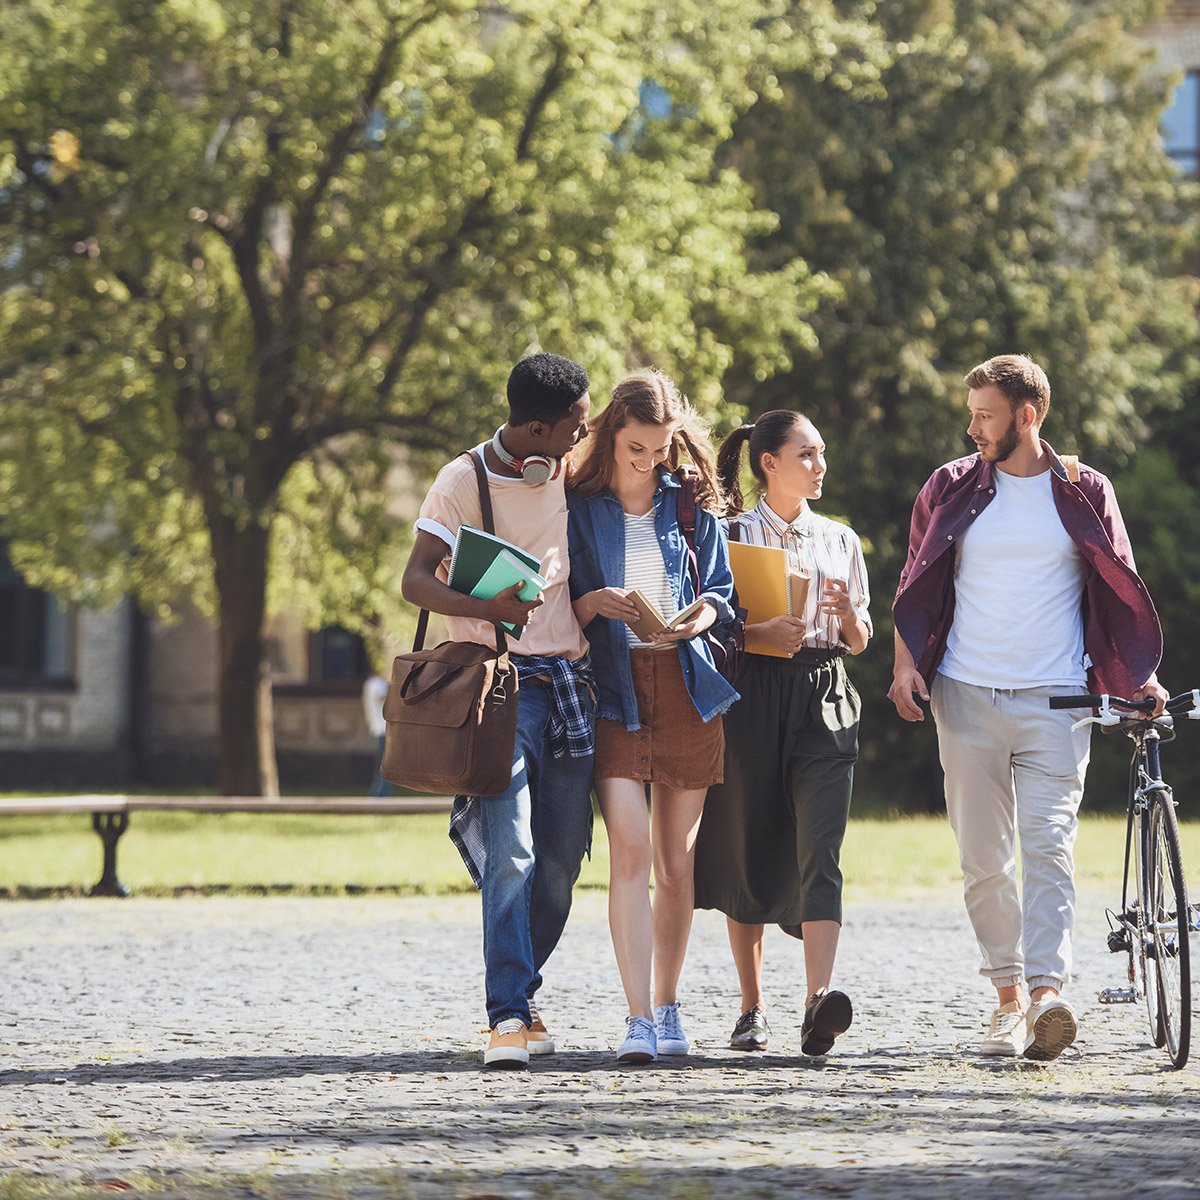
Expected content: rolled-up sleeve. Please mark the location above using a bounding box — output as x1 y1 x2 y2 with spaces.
847 530 873 635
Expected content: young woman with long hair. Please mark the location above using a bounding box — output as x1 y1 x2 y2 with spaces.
693 409 871 1058
567 369 738 1063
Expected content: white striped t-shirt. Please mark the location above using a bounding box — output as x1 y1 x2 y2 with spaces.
623 510 675 648
731 500 872 650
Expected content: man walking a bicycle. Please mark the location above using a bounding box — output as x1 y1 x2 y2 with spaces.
890 353 1167 1061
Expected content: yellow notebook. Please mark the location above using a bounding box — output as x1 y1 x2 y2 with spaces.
729 542 791 658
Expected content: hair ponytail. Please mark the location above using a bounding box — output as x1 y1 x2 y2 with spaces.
717 425 755 515
717 410 810 515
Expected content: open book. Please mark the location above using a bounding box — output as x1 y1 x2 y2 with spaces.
624 591 709 642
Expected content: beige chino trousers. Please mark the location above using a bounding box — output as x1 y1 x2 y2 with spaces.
931 674 1091 992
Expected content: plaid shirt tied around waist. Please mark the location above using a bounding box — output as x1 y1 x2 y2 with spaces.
449 653 595 889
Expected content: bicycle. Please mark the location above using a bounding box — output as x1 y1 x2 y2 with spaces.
1049 690 1200 1069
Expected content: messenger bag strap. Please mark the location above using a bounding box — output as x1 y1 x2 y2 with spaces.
468 449 509 656
412 608 431 652
410 447 509 655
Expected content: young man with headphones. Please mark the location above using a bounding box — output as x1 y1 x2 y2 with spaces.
402 352 595 1069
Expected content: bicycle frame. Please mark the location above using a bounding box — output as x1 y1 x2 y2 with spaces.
1107 726 1172 1006
1056 689 1196 1067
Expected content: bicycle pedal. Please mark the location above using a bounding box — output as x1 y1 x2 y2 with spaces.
1106 929 1131 954
1098 987 1137 1005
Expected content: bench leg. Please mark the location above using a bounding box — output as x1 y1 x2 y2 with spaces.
90 812 131 897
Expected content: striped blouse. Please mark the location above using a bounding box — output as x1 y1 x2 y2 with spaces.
623 509 675 648
731 499 872 651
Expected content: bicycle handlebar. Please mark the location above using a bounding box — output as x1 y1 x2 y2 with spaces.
1048 695 1155 712
1048 691 1200 718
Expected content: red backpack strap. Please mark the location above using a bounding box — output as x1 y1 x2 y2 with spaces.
675 468 699 551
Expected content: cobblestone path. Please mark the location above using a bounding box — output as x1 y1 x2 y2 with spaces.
2 889 1197 1198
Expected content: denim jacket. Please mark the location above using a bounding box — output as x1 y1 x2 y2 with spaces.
567 471 739 728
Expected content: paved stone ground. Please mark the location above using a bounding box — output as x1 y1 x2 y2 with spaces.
1 887 1198 1199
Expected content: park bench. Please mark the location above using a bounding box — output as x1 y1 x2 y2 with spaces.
0 794 453 897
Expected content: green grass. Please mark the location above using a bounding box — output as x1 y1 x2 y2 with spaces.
1 809 1197 898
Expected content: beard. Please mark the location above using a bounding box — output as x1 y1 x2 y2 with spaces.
981 416 1020 463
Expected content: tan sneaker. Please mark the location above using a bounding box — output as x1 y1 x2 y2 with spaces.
484 1018 529 1069
980 1000 1024 1056
526 999 555 1056
1023 998 1077 1062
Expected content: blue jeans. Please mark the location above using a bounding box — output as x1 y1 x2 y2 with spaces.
479 681 595 1027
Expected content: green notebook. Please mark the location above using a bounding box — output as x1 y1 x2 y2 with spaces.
470 550 549 634
448 526 545 637
447 525 542 594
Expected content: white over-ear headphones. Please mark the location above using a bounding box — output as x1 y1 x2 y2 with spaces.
491 428 561 486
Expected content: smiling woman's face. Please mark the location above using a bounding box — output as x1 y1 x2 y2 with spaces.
611 420 676 489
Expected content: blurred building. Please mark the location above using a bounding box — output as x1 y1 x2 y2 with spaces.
0 537 381 789
1146 1 1200 176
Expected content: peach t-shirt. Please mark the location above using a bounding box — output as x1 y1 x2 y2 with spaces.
414 447 589 660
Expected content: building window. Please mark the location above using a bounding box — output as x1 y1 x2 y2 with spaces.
265 612 370 692
0 541 74 687
1163 69 1200 176
307 625 370 685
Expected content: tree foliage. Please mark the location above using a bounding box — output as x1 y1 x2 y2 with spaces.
0 0 831 791
723 0 1200 810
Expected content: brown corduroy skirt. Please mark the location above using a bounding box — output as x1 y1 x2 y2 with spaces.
594 647 725 789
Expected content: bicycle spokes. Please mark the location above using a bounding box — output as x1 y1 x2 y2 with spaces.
1146 795 1191 1068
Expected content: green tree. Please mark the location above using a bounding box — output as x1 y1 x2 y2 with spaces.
0 0 832 793
722 0 1200 810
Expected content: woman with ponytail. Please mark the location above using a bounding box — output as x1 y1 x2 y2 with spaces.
567 369 738 1064
694 410 871 1058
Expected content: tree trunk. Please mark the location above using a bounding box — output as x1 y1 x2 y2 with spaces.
210 514 279 797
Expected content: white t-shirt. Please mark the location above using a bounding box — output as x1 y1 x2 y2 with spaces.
622 509 674 648
938 467 1086 689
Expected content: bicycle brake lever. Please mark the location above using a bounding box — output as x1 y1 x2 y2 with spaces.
1076 695 1120 730
1187 689 1200 720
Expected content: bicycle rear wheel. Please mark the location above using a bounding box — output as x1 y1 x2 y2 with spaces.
1146 792 1191 1068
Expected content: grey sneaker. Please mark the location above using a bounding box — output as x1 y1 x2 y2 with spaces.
654 1002 690 1055
1023 998 1077 1062
617 1015 658 1064
980 1001 1025 1057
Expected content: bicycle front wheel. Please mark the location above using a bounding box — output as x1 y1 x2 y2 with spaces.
1147 792 1191 1069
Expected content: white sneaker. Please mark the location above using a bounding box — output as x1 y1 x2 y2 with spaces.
654 1001 690 1055
1023 997 1078 1062
980 1000 1025 1056
617 1015 658 1064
